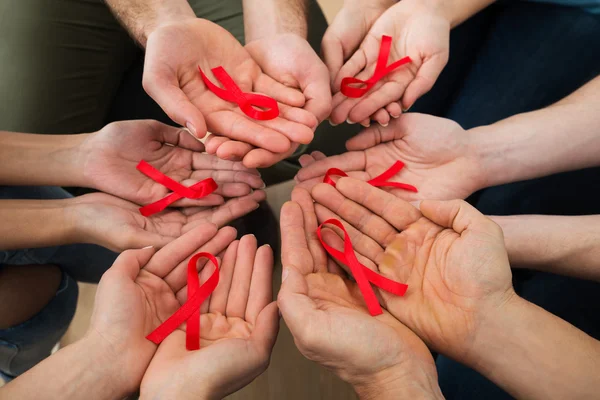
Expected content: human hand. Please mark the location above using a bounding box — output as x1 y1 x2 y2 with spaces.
68 190 265 252
277 188 443 399
85 224 237 395
330 0 450 127
77 120 265 207
143 19 316 154
201 33 329 168
140 234 279 400
309 177 515 363
296 113 484 202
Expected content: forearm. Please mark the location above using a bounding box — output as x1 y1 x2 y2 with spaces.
243 0 309 41
0 131 86 187
104 0 196 46
1 336 128 400
0 200 76 250
468 295 600 400
425 0 496 27
472 75 600 189
491 214 600 281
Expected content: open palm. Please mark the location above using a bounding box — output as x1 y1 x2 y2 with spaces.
143 19 316 157
297 113 483 202
309 177 515 361
141 235 279 399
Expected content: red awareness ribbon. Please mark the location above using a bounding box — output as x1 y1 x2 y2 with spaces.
323 161 418 192
199 66 279 121
317 219 408 316
146 252 219 350
137 160 218 217
341 35 412 98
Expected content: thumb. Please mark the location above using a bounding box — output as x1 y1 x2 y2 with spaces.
401 53 447 111
250 302 280 355
321 32 345 87
142 69 207 139
419 199 502 237
277 267 317 337
345 118 406 151
110 246 157 281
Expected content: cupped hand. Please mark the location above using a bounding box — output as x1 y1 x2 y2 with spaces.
143 19 316 154
86 224 237 395
296 113 484 202
277 188 441 397
309 177 515 362
330 0 450 127
69 190 265 252
79 120 265 207
140 234 279 400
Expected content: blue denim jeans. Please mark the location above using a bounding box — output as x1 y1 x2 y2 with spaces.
0 186 117 378
409 2 600 399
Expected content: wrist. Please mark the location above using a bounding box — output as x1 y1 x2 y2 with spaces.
352 363 443 400
141 6 196 47
468 124 509 191
243 1 308 42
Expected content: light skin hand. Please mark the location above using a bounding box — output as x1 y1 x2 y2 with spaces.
143 19 316 149
330 0 450 127
75 120 265 207
69 190 265 252
308 177 515 363
278 189 444 399
296 113 484 202
140 235 279 400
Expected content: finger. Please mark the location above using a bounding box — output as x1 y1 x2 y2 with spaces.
216 141 254 161
208 241 239 314
142 69 207 138
185 190 265 229
216 183 252 197
245 245 274 324
311 151 327 161
330 95 362 125
157 122 205 152
401 53 448 111
242 146 295 169
199 255 221 314
169 193 225 209
254 106 315 145
320 227 379 273
204 135 231 155
206 112 291 153
250 302 280 356
311 182 397 247
321 32 345 86
345 118 404 151
254 73 306 108
110 246 157 281
291 187 328 272
386 102 402 119
190 169 264 190
280 103 319 131
301 71 333 123
336 177 422 231
277 267 319 342
144 223 218 278
295 151 366 182
191 153 260 176
298 154 316 168
314 203 382 263
125 230 176 251
348 80 410 124
372 109 391 127
334 47 368 92
280 201 314 276
225 234 257 319
165 226 237 293
295 170 371 193
419 199 501 237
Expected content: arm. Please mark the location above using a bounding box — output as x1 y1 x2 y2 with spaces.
468 295 600 400
242 0 309 41
491 214 600 281
0 335 127 400
473 75 600 188
0 132 85 187
104 0 196 46
430 0 496 28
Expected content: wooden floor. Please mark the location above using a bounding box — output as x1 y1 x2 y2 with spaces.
61 3 356 399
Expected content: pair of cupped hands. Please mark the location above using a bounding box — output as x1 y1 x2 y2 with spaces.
82 170 516 398
143 0 450 169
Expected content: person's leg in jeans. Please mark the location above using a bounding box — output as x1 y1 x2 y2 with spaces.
431 3 600 399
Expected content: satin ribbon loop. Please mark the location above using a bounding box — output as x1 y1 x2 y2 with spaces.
146 252 219 351
137 160 218 217
341 35 412 98
317 219 408 316
322 161 418 193
199 66 279 121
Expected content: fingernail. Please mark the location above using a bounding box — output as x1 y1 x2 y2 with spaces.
346 119 356 125
185 122 197 136
402 106 412 113
391 113 400 119
328 119 339 127
410 200 421 209
142 245 154 249
379 122 389 127
260 183 267 189
282 268 289 282
360 121 370 128
294 174 300 183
